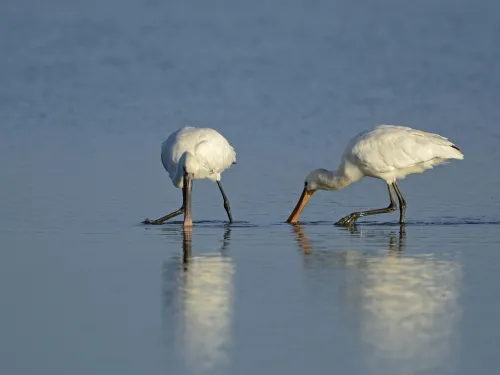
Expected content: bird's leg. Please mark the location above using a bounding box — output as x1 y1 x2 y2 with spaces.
335 184 397 226
392 182 406 224
142 205 184 225
217 180 233 223
142 177 190 225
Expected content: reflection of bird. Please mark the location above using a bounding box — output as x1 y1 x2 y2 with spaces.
181 226 232 263
342 224 406 256
287 125 463 225
291 226 461 374
144 127 236 227
162 228 234 373
292 224 405 263
292 224 313 255
182 227 193 265
360 250 460 374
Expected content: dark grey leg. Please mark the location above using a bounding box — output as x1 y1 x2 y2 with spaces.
392 182 406 224
143 205 184 225
143 180 190 225
335 184 397 226
144 171 195 226
217 180 233 223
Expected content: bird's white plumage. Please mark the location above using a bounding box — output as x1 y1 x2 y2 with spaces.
341 125 464 184
161 127 236 188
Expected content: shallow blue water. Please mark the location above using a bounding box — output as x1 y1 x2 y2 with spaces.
1 0 500 374
2 222 500 375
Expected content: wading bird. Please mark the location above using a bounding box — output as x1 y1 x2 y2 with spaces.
143 127 236 227
287 125 463 225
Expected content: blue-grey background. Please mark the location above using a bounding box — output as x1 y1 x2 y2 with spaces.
1 0 499 374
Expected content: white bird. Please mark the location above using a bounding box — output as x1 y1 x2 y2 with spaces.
144 127 236 227
287 125 464 225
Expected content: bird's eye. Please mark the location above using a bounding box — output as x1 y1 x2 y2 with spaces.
304 181 308 187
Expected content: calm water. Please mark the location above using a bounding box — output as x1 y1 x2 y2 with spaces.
1 0 500 374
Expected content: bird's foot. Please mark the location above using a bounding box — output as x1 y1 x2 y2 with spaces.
335 213 360 226
142 218 163 225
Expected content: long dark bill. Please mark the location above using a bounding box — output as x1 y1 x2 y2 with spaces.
183 172 194 227
286 188 315 224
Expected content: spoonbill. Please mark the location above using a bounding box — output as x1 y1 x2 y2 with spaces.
286 125 463 225
143 127 236 227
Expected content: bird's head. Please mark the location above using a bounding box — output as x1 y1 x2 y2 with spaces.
287 168 340 224
304 168 333 191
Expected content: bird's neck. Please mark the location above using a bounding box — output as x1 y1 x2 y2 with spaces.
318 162 363 191
174 152 198 188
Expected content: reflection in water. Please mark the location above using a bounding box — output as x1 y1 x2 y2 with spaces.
293 224 406 256
292 225 461 375
162 227 235 373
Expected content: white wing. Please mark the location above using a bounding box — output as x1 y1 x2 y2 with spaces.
161 127 236 185
194 137 236 176
346 125 463 174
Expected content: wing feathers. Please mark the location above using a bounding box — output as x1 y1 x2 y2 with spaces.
347 125 463 174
